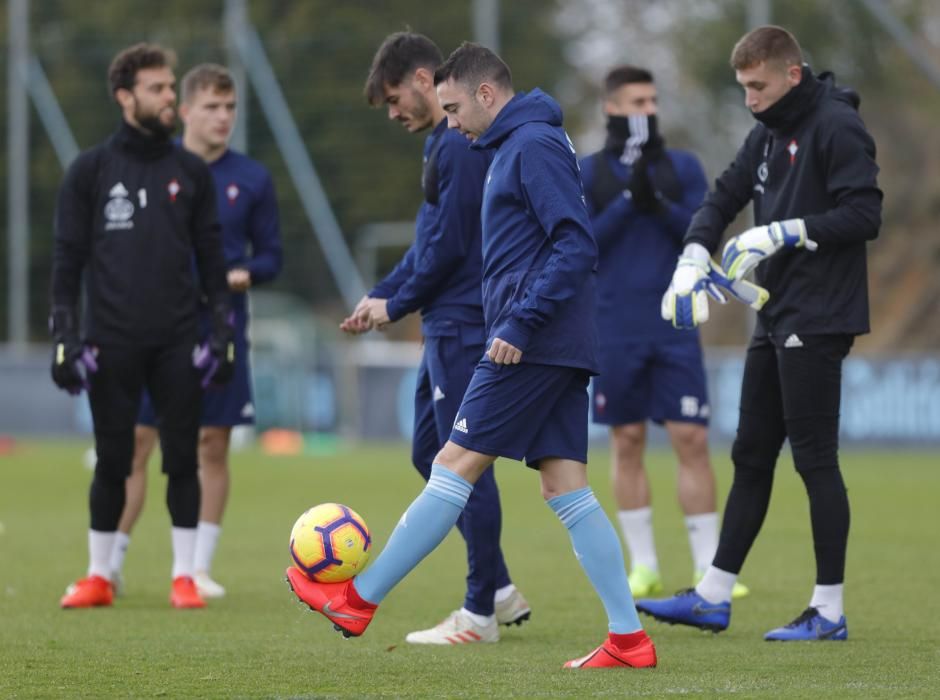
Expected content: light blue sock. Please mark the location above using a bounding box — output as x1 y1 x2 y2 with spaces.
548 487 642 633
354 464 472 604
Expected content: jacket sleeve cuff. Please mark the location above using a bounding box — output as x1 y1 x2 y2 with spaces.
385 297 407 323
492 319 531 352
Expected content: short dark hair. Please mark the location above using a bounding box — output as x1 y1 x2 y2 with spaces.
108 43 176 96
181 63 235 103
604 65 654 94
730 25 803 70
364 32 443 106
433 41 512 91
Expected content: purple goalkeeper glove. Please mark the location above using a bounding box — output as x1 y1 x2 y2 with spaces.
49 306 98 395
193 306 235 388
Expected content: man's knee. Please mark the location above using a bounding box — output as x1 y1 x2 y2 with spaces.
95 431 134 480
731 411 784 472
667 421 710 464
610 423 645 465
161 428 199 476
788 416 840 475
433 441 492 484
198 427 230 472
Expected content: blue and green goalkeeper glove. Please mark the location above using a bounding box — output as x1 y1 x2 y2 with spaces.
721 218 817 281
661 243 728 329
707 263 770 311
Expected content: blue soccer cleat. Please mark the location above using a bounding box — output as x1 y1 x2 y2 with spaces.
764 607 847 641
635 588 730 632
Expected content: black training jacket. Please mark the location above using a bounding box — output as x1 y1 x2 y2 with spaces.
685 68 882 337
52 121 229 346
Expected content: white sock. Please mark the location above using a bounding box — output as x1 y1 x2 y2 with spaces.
695 565 737 604
494 583 516 604
685 512 719 574
108 531 131 575
810 584 844 623
193 521 221 574
171 527 197 579
461 607 495 626
88 530 117 579
617 507 659 572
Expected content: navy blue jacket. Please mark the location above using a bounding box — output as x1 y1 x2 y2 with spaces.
685 69 881 336
471 89 598 373
371 119 489 333
210 149 283 315
580 148 707 342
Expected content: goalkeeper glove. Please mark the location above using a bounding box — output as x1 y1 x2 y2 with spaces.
661 243 727 329
193 304 235 388
721 218 817 281
707 264 770 311
49 305 98 395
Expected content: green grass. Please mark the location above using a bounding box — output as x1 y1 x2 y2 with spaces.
1 440 937 698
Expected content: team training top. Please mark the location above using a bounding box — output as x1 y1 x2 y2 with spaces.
52 120 229 345
370 118 490 332
685 67 882 337
208 149 283 315
580 147 708 343
471 89 599 373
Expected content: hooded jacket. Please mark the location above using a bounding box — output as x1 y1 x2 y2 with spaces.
470 89 599 373
685 67 882 337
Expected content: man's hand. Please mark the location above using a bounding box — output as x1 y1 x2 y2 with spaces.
661 243 727 329
49 305 98 395
721 218 817 280
363 298 391 329
194 305 235 388
340 296 374 334
227 268 252 292
51 342 98 395
626 156 660 214
707 262 770 310
487 337 522 365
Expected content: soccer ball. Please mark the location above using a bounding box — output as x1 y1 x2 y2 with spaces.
289 503 372 583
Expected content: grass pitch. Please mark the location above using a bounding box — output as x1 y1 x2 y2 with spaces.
0 440 937 698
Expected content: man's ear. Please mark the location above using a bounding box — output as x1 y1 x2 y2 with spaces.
412 67 434 92
114 87 134 111
787 63 803 86
477 82 495 107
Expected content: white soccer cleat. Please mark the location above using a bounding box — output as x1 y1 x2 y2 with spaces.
405 609 499 645
194 572 226 599
494 588 532 626
110 570 125 598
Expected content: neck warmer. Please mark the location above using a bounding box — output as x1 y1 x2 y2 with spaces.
751 65 821 132
113 120 173 160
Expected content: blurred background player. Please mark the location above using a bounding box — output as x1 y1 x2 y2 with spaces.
339 32 529 644
579 66 748 599
108 63 283 599
288 42 656 670
638 25 881 640
52 44 234 609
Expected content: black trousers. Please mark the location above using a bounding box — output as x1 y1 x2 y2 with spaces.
714 333 854 585
87 341 203 530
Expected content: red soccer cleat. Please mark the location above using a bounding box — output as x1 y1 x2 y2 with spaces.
170 576 206 609
285 567 377 638
60 575 114 609
564 630 658 669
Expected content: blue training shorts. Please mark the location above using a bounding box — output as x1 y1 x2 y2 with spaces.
449 359 591 468
591 338 709 426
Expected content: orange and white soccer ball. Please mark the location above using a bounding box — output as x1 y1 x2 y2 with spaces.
289 503 372 583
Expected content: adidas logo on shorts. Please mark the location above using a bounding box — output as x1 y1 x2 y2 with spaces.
454 417 469 434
